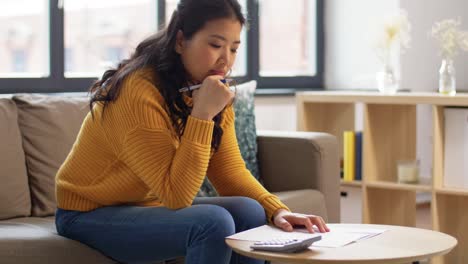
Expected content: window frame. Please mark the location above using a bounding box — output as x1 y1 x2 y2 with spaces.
243 0 325 91
0 0 324 94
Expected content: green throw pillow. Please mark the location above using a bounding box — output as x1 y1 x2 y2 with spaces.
197 80 260 197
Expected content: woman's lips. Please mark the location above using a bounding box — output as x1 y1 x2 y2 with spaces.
209 70 225 76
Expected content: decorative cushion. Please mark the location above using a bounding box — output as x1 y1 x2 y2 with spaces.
198 178 219 197
198 80 261 197
233 80 261 180
0 99 31 220
13 94 89 217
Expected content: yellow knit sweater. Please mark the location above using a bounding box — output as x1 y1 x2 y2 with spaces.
55 69 289 220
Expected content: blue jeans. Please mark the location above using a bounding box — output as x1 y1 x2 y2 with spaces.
55 196 266 264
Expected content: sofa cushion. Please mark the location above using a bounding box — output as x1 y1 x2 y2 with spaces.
0 99 31 220
273 189 328 221
13 94 89 217
0 217 115 264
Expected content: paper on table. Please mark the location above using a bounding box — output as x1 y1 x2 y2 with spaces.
227 225 319 241
226 225 386 248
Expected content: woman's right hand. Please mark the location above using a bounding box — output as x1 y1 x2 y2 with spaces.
190 75 234 120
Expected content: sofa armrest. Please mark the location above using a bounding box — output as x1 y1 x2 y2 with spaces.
256 130 340 223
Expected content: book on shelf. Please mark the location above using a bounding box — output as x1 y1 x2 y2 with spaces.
343 131 355 182
355 131 362 181
342 131 363 182
340 158 344 179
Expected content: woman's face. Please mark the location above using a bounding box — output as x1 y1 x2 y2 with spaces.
175 17 242 84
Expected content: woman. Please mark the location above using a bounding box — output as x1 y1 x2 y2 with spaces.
55 0 329 263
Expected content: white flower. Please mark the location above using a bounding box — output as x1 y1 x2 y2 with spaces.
461 32 468 51
431 18 468 59
375 9 411 66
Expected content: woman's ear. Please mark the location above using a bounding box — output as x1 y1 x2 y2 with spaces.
175 30 185 54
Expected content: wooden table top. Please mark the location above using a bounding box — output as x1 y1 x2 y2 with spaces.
225 224 457 264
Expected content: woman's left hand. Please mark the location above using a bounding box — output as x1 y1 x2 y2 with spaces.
272 209 330 233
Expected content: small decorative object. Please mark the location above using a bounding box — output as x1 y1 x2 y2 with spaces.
375 9 411 94
376 65 399 95
431 18 468 96
438 58 456 96
397 160 420 184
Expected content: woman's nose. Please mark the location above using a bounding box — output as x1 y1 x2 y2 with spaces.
219 49 232 66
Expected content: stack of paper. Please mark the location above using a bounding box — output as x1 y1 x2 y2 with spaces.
226 225 386 248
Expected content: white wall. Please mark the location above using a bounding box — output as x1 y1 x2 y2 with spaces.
325 0 400 90
255 0 401 131
255 1 468 178
324 0 468 91
400 0 468 92
254 96 296 131
400 0 468 178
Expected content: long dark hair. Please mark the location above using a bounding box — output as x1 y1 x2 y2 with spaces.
89 0 245 151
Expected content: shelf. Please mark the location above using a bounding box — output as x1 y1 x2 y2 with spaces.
296 91 468 106
340 180 362 187
296 91 468 264
433 193 468 263
363 104 417 182
435 187 468 197
366 178 432 192
296 102 354 158
364 187 416 227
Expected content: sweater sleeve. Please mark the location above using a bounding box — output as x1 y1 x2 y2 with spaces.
206 106 290 220
120 77 214 210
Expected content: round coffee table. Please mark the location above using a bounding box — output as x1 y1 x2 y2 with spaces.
225 224 457 264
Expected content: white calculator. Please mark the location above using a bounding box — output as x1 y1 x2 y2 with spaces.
250 235 321 253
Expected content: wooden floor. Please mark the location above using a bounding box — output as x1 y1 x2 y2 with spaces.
415 202 431 230
415 203 431 264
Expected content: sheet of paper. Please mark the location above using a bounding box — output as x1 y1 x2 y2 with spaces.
313 232 367 247
226 225 386 248
227 225 319 241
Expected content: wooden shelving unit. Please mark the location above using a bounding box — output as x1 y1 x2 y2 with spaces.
365 180 432 192
296 91 468 264
340 180 362 187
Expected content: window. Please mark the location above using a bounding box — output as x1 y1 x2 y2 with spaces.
12 49 28 72
64 48 73 72
250 0 324 90
0 0 49 78
105 47 124 68
259 0 316 77
64 0 158 77
0 0 323 94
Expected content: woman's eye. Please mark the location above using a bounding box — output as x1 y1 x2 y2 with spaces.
210 44 221 49
231 49 238 54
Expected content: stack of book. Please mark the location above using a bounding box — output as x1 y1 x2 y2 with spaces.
342 131 362 182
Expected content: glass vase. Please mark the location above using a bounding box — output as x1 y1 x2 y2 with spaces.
438 59 456 96
376 65 399 95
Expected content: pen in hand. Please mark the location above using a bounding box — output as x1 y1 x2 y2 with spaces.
178 78 234 93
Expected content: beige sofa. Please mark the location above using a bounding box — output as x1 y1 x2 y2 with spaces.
0 93 340 264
